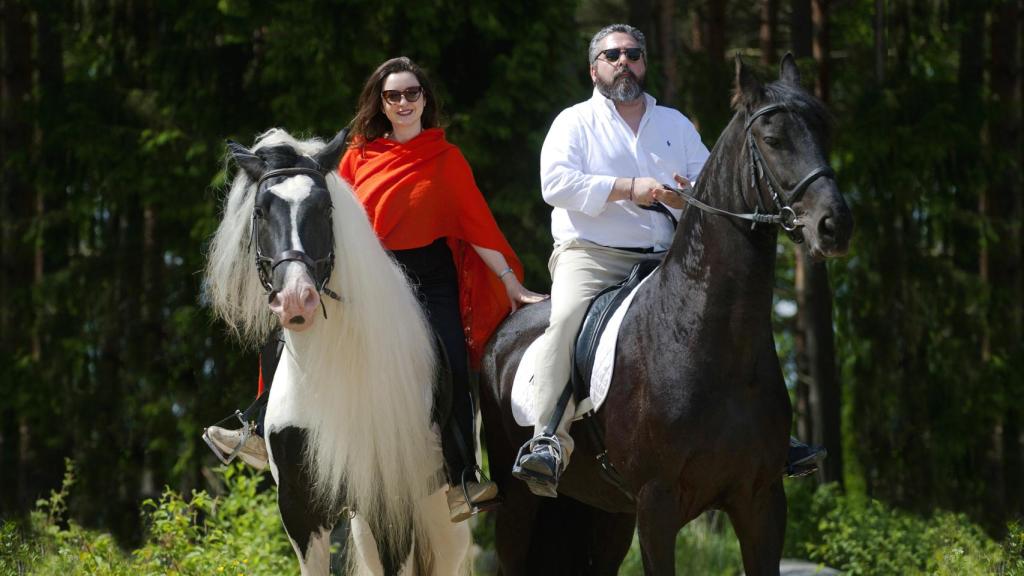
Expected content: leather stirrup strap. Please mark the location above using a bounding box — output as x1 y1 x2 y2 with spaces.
542 384 574 437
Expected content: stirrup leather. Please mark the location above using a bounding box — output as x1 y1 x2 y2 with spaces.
202 410 252 465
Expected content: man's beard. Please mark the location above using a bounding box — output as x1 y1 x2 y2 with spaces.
595 69 644 102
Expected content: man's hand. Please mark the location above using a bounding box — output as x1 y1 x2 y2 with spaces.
651 173 691 209
630 177 662 207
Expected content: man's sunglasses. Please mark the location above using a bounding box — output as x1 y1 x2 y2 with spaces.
596 47 644 63
381 86 424 104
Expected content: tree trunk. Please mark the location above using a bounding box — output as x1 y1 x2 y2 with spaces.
1 0 35 514
875 0 886 85
656 0 679 105
791 0 812 59
985 0 1022 525
812 0 830 102
760 0 778 65
791 0 843 485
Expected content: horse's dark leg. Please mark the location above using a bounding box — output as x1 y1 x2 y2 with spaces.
493 478 541 576
268 426 337 575
725 479 786 576
588 509 636 575
636 481 683 575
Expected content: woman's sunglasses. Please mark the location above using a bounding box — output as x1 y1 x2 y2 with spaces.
381 86 424 105
596 47 644 63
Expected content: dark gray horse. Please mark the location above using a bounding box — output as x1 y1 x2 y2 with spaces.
480 55 853 575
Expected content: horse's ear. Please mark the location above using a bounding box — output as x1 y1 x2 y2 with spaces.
734 55 764 109
313 128 349 175
779 53 801 85
227 140 267 181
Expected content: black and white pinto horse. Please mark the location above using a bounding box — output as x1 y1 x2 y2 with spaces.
205 129 470 575
481 55 853 575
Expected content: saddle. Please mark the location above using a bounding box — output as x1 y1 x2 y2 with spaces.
570 259 660 406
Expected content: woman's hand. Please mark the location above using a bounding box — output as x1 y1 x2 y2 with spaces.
502 276 548 312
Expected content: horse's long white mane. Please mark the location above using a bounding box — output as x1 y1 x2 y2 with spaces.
205 129 438 554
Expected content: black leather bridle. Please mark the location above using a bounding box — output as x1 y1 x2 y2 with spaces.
251 167 341 312
666 102 835 243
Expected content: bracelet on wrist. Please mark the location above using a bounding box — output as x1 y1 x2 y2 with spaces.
498 267 514 280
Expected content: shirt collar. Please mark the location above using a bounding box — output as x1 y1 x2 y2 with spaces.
589 87 657 120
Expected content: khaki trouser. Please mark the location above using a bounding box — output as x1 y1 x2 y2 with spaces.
532 239 663 467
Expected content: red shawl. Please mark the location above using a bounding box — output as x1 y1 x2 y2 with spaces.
338 128 523 368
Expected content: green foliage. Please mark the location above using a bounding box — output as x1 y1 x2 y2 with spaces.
785 483 1019 576
1 461 293 576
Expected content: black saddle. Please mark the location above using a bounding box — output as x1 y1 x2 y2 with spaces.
570 259 660 404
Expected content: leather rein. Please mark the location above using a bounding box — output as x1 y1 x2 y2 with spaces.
250 167 341 315
665 102 834 243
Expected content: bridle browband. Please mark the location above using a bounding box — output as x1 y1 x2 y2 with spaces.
251 166 341 316
667 102 835 242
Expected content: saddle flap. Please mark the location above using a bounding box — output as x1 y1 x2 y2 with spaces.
571 260 660 404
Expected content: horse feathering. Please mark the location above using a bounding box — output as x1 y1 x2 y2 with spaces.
205 129 439 556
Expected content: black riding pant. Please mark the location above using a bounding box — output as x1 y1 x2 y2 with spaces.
391 238 478 486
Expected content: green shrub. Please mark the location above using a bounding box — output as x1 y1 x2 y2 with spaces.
1 460 294 576
787 482 1018 576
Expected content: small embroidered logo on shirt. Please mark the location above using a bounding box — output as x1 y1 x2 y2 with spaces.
666 140 672 147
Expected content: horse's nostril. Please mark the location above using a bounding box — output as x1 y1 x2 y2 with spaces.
819 215 836 238
301 287 319 311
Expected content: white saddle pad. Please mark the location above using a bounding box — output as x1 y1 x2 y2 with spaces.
511 272 655 427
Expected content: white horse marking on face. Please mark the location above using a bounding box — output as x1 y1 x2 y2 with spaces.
268 175 314 252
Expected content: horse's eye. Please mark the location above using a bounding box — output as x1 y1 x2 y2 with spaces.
253 206 266 218
762 136 781 147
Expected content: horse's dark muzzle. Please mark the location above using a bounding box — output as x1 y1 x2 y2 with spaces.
814 206 853 257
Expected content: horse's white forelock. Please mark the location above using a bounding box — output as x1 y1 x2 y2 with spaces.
206 129 439 558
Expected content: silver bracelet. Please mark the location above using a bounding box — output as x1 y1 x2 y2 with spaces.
498 267 514 279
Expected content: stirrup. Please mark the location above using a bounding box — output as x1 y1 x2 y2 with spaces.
202 410 251 466
513 435 564 480
457 467 502 515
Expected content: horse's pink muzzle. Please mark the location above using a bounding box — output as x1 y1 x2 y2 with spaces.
268 264 321 331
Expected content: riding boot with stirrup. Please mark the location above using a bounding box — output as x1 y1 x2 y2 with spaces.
441 400 500 523
446 467 501 523
785 436 827 478
203 418 269 471
202 331 281 472
512 434 564 498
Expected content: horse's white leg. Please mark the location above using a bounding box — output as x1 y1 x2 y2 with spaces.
289 527 332 576
417 486 472 575
349 514 386 576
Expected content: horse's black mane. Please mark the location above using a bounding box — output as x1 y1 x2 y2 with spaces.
760 80 833 137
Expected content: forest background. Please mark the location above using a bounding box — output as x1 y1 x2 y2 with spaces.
1 0 1021 570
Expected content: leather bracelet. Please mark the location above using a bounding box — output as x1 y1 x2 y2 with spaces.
498 266 514 280
629 177 635 202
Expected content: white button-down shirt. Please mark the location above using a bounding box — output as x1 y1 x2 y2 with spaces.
540 89 710 250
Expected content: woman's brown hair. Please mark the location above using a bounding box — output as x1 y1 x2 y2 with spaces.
349 57 441 143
